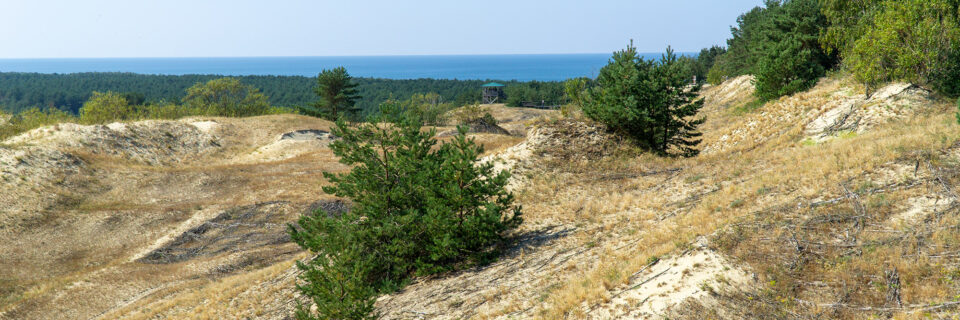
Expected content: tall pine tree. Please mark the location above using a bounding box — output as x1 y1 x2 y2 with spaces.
300 66 361 120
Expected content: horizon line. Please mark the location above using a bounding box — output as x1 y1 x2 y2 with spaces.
0 51 701 60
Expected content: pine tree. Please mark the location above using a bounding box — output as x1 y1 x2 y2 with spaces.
752 0 836 101
301 67 361 120
583 44 705 157
289 103 522 319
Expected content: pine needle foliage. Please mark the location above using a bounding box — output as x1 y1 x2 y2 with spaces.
583 44 705 157
300 66 361 121
289 103 522 319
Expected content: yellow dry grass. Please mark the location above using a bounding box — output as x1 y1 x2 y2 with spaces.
496 76 960 319
5 77 959 319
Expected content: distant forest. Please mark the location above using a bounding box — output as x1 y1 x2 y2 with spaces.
0 72 568 115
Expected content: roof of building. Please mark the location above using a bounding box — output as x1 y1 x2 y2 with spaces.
482 82 505 87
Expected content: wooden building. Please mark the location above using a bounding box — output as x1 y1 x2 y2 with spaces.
481 82 505 104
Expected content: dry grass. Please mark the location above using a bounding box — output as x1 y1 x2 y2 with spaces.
0 110 548 320
500 77 960 319
5 78 959 319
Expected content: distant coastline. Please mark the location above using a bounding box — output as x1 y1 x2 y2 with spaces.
0 53 691 81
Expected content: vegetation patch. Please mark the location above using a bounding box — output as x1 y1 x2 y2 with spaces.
289 105 522 319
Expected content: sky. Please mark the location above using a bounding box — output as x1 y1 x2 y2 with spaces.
0 0 764 58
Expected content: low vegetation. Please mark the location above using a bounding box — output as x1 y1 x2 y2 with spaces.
503 81 567 107
0 78 290 140
0 107 74 140
396 93 456 126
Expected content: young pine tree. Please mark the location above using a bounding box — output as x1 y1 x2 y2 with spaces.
289 103 522 320
299 66 362 120
583 44 705 157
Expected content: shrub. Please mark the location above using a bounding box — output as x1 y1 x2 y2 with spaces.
79 91 136 124
397 93 454 126
931 48 960 98
691 45 727 83
563 78 589 117
583 44 705 157
289 103 522 320
955 98 960 124
452 104 496 125
503 81 566 108
0 110 10 126
822 0 960 94
136 102 197 120
0 107 76 140
183 78 272 117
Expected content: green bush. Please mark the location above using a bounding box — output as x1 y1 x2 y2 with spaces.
289 103 522 320
931 48 960 98
690 45 727 83
136 102 198 120
583 44 705 157
955 98 960 124
79 91 136 124
0 107 76 140
397 93 454 126
822 0 960 94
504 81 566 107
183 78 272 117
562 78 589 118
706 54 734 85
452 104 497 125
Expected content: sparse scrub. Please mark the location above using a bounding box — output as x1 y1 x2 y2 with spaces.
452 104 494 125
562 78 588 118
397 92 454 126
0 107 76 140
0 78 293 142
289 102 522 319
504 81 567 108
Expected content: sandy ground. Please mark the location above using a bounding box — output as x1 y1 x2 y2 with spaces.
2 80 957 320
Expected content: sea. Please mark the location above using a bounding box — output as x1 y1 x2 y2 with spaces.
0 53 683 81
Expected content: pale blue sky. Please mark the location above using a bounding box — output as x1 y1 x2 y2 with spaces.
0 0 764 58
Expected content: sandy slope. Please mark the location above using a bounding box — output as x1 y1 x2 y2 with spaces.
2 80 958 320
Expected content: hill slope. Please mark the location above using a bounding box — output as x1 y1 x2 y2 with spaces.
2 78 959 319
